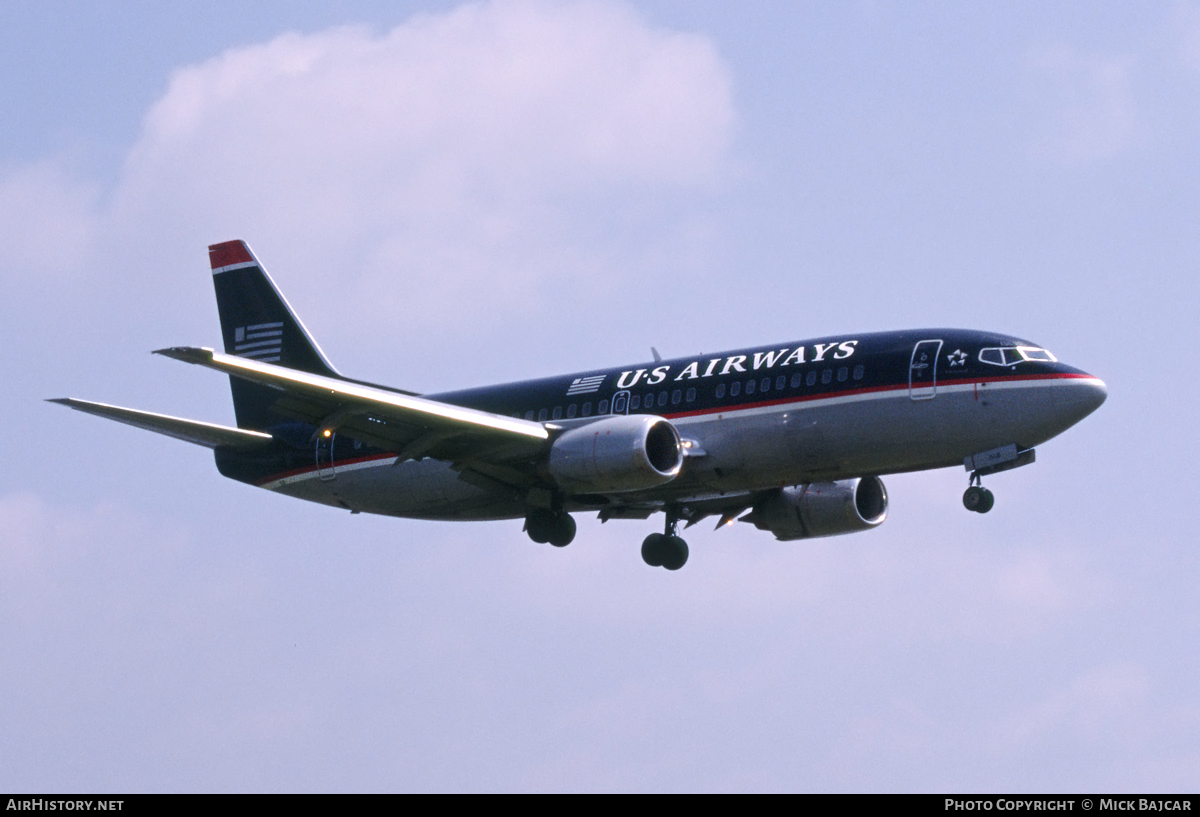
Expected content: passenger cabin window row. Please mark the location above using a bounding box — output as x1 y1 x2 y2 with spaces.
513 364 867 422
715 365 864 399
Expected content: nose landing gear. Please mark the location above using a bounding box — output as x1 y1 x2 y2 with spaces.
963 473 994 513
641 510 689 570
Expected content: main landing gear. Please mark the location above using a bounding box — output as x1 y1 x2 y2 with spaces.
641 510 689 571
962 473 995 514
525 509 576 547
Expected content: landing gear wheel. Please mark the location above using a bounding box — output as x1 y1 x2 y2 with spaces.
525 509 555 543
661 535 689 571
977 488 994 513
963 486 995 513
643 508 690 570
547 513 576 547
641 533 666 567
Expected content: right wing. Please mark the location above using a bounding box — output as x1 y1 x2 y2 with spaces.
154 346 551 482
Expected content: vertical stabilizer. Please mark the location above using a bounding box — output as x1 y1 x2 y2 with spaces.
209 240 339 430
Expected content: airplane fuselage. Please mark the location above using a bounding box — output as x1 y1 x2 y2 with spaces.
213 328 1105 521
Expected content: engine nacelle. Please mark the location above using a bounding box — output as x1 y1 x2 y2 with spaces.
547 415 683 494
746 477 888 541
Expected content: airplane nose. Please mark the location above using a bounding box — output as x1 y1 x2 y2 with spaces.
1055 374 1107 426
1085 376 1108 411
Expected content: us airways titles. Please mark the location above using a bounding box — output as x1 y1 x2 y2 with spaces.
611 340 860 391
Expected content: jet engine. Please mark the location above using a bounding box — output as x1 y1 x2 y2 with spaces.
744 477 888 541
547 415 683 493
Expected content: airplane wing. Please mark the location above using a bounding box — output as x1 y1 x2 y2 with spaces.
48 398 274 449
154 347 550 477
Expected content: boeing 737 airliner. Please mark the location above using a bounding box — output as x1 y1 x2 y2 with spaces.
52 241 1107 570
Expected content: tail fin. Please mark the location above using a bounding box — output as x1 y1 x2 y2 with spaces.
209 240 339 430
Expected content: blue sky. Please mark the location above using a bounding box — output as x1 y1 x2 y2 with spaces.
2 1 1198 792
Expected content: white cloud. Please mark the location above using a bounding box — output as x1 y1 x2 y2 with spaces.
104 0 734 337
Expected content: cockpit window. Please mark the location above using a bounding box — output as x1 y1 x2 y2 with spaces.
1017 346 1057 362
978 346 1057 366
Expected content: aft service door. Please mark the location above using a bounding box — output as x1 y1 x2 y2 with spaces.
909 340 943 400
315 432 337 481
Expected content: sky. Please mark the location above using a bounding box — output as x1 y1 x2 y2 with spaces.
2 0 1198 793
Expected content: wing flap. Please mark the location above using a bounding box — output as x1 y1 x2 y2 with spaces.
48 398 274 449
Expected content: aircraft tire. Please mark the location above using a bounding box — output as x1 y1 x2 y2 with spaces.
977 488 995 514
661 536 689 571
641 533 666 567
526 509 555 543
963 486 989 513
547 513 576 547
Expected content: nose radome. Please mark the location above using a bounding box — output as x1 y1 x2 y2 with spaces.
1059 375 1107 424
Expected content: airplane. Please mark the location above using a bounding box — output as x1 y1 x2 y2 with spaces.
51 240 1107 570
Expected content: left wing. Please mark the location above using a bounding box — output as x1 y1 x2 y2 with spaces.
48 398 274 449
154 347 550 474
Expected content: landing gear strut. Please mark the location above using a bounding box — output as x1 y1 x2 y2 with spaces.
963 473 995 514
525 509 576 547
641 509 689 570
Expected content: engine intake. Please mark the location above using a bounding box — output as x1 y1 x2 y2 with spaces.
746 477 888 541
548 415 683 494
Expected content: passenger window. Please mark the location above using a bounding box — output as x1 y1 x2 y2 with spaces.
730 382 741 397
524 410 534 421
538 408 548 421
776 375 786 391
658 390 668 405
685 387 696 403
791 373 802 388
715 383 726 398
552 406 562 420
582 402 593 417
853 365 864 381
821 369 832 385
837 367 848 382
599 399 609 414
630 394 640 410
806 371 817 387
746 379 756 395
671 389 682 405
567 404 577 419
761 377 771 392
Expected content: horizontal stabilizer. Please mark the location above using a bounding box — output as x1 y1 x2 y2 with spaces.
48 398 274 449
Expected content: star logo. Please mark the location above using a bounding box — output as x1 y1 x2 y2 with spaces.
947 349 967 367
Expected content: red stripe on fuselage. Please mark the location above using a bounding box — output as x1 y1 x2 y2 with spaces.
659 371 1093 420
254 371 1094 486
254 451 396 487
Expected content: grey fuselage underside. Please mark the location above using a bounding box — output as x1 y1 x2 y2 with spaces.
257 374 1102 521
